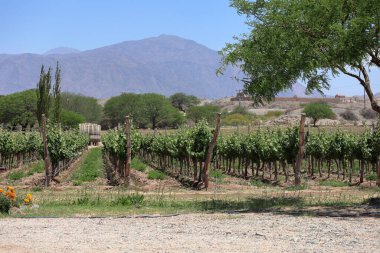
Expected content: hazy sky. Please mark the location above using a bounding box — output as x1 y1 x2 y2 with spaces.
0 0 378 96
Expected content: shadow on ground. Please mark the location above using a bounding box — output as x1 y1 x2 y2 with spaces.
197 197 380 218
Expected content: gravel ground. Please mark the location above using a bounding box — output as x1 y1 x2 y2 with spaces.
0 213 379 253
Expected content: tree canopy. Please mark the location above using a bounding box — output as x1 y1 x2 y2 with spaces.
303 102 336 126
220 0 380 114
169 92 200 112
61 109 85 129
186 105 221 125
103 93 184 129
61 92 102 123
0 89 37 129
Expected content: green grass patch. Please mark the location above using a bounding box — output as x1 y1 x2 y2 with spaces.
6 161 44 181
286 185 308 191
71 148 103 184
131 157 147 172
365 173 377 181
148 170 166 180
31 186 43 192
250 179 270 187
27 161 44 175
319 180 349 187
6 170 26 181
112 193 144 207
5 189 371 218
210 170 225 183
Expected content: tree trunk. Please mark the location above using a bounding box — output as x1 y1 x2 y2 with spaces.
360 160 365 184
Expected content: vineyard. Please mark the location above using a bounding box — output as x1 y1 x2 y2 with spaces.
103 119 380 187
0 130 40 169
0 125 88 183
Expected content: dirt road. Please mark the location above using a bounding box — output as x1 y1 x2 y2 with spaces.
0 213 378 253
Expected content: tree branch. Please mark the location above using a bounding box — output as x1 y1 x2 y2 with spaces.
338 64 380 113
357 64 380 114
337 66 365 85
368 51 380 67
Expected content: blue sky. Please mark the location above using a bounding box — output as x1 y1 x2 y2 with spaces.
0 0 378 96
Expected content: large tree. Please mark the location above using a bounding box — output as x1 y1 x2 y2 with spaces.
169 92 200 112
103 93 184 129
139 93 184 129
61 92 102 123
303 102 336 126
220 0 380 114
0 89 37 129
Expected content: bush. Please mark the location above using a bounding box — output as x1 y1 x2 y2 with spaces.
0 186 33 214
360 108 378 119
223 113 251 126
0 194 11 213
265 110 284 118
340 110 358 121
148 170 166 180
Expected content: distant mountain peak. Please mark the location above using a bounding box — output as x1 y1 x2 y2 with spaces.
277 82 325 98
44 47 81 55
0 35 241 98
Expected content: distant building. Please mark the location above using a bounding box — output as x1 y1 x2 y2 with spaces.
335 94 346 99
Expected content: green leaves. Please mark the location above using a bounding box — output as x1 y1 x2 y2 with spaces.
303 102 336 126
0 130 41 155
44 125 88 164
220 0 380 106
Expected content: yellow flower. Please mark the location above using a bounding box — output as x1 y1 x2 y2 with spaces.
24 198 30 204
26 193 32 200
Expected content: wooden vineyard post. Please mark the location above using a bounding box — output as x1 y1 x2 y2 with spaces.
203 113 221 190
125 116 132 184
377 159 380 187
377 118 380 187
294 113 306 186
42 114 50 187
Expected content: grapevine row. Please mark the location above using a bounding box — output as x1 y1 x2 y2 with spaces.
0 126 88 178
102 122 380 185
0 130 41 169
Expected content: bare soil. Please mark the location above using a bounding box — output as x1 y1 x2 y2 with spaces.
0 213 379 253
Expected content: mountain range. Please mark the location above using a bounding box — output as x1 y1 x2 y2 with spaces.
0 35 326 99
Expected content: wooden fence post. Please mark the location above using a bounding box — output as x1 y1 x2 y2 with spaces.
125 116 132 183
42 114 50 187
377 159 380 187
294 113 306 186
203 113 221 190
